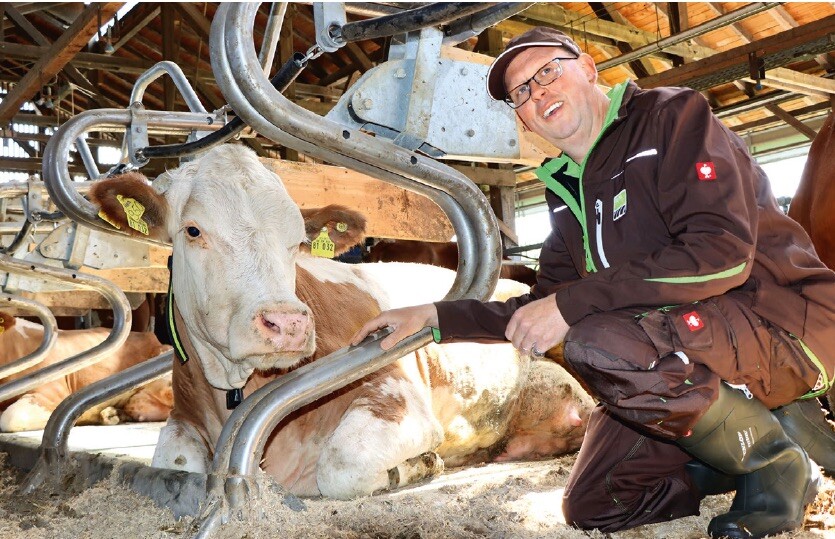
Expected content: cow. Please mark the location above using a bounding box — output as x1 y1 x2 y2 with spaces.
0 312 173 432
367 239 539 286
89 144 593 499
788 110 835 269
787 109 835 411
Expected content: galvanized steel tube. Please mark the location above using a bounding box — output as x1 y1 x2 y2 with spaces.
0 253 131 402
0 293 58 378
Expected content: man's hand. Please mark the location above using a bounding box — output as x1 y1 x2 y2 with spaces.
350 303 439 351
505 293 569 356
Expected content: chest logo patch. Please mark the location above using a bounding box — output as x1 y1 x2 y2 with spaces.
683 311 704 331
696 162 717 181
613 189 627 221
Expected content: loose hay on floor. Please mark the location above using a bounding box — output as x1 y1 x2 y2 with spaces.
0 453 833 539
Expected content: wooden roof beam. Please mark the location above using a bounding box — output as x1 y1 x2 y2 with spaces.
509 3 715 60
763 67 835 95
0 2 123 126
112 3 160 52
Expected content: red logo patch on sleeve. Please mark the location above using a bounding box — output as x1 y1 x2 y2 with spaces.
683 311 704 331
696 162 716 181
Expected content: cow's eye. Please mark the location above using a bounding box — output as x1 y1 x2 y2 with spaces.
186 226 201 238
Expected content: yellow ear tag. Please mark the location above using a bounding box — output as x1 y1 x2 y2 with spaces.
0 318 4 334
310 227 335 258
116 194 149 235
336 222 348 233
98 210 121 230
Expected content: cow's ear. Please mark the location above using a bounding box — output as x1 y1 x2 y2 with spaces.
0 311 15 332
88 173 170 241
300 205 366 256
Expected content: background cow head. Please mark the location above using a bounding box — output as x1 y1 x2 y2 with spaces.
91 145 318 390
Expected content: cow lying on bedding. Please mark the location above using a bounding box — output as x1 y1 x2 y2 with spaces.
89 144 593 498
0 313 173 432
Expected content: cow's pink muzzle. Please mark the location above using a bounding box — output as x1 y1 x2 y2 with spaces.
257 307 312 351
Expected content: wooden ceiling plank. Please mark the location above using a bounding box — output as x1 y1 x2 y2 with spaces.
637 13 835 89
764 103 818 140
4 4 51 45
0 2 124 126
764 67 835 95
112 4 160 52
742 76 829 99
706 3 754 43
513 3 715 59
770 6 799 31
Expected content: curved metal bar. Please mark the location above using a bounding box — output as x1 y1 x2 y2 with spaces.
216 3 501 300
129 61 207 114
0 253 131 402
75 136 101 180
0 293 58 379
194 6 502 526
41 108 222 245
333 2 498 43
19 351 174 494
138 52 308 161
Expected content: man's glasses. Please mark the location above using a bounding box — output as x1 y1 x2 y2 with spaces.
504 57 575 109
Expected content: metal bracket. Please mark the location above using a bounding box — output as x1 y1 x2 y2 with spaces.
26 177 47 224
312 2 347 53
127 102 151 168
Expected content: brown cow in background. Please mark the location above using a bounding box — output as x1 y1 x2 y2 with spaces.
786 109 835 411
0 312 173 432
367 239 538 286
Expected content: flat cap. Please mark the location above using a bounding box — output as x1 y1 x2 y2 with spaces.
486 27 582 100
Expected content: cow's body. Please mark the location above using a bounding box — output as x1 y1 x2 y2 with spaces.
788 111 835 269
0 313 173 432
367 239 538 286
90 145 592 499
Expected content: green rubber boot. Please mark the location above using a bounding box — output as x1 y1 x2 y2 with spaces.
677 383 819 539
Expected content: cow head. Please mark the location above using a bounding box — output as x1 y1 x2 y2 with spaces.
90 145 325 390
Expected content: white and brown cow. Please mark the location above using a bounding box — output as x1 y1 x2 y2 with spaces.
89 144 592 499
0 313 173 432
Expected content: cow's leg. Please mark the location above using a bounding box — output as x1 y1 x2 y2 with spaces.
0 394 53 432
316 378 444 499
151 418 210 473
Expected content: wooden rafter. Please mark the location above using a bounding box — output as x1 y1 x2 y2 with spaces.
0 2 123 126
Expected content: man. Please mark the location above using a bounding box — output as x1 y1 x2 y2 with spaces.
351 27 835 538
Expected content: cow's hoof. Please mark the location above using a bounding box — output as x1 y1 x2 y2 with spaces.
387 451 445 490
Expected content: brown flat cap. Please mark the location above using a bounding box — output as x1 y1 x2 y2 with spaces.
486 27 582 101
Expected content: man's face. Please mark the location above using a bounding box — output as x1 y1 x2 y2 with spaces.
504 46 598 148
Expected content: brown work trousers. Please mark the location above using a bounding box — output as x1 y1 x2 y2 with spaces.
560 292 820 532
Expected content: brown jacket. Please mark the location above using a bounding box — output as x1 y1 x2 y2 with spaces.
436 82 835 383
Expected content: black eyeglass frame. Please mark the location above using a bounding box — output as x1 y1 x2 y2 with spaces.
503 57 576 109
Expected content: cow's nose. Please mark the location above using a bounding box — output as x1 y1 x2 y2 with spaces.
256 307 311 351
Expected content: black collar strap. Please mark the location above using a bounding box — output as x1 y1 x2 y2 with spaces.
165 256 243 409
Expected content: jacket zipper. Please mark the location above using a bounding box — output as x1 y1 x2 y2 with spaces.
594 199 610 269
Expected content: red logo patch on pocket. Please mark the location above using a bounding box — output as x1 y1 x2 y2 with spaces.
696 162 716 181
682 311 704 331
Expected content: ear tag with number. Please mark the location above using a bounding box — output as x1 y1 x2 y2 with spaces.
98 210 122 230
311 227 335 258
0 317 4 334
116 194 150 235
336 222 348 233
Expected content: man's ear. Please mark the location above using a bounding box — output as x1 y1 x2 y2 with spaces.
88 172 170 242
0 311 15 332
578 53 598 84
300 205 366 256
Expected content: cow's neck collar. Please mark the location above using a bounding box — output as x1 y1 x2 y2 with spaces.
167 257 244 410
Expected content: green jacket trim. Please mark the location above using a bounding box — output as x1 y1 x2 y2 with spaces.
793 336 831 398
644 261 748 284
534 80 629 273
